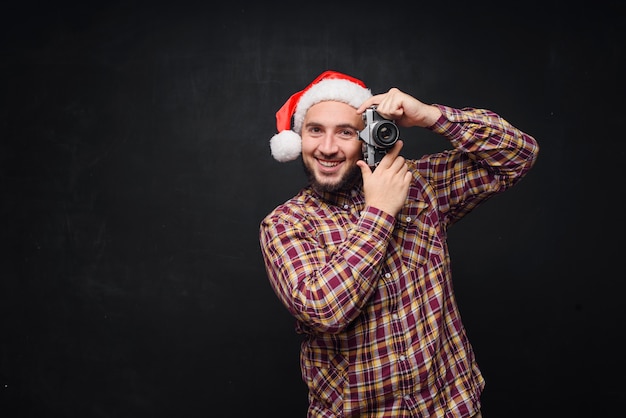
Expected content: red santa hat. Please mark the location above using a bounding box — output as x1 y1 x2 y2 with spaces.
269 70 372 162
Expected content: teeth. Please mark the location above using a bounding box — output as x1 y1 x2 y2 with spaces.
319 160 339 167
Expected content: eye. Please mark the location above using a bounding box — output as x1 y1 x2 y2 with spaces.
338 128 358 139
306 126 323 136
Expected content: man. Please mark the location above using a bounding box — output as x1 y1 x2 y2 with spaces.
259 70 539 417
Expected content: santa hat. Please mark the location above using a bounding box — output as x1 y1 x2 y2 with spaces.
269 70 372 162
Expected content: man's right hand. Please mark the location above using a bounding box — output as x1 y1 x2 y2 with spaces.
356 140 412 217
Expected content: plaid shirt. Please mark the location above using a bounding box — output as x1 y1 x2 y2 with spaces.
259 105 539 417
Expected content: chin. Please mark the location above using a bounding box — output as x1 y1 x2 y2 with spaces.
302 160 361 193
316 178 342 190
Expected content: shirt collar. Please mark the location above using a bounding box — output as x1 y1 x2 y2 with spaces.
310 184 364 208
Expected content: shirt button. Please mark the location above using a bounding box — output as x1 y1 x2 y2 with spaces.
400 355 406 361
343 204 349 210
385 273 391 279
405 216 411 222
392 313 399 320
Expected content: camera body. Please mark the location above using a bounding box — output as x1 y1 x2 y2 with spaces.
359 107 400 168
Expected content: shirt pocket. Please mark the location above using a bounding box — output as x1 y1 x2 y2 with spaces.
395 202 444 270
312 213 350 252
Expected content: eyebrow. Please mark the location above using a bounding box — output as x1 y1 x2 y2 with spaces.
304 121 360 131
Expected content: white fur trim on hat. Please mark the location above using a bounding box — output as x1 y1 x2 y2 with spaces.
292 79 372 135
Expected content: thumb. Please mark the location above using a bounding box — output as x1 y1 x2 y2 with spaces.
356 160 372 180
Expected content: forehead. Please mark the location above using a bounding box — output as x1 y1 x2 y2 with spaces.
304 101 362 124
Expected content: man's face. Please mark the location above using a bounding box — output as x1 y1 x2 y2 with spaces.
301 101 365 193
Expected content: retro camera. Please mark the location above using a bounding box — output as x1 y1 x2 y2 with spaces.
359 107 400 168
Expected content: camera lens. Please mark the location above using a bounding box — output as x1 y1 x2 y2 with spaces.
374 122 399 146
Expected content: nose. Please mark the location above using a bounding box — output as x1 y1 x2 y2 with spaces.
317 133 339 155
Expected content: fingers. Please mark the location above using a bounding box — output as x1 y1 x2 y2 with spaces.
359 139 411 216
357 88 404 115
378 140 404 168
357 94 386 114
356 160 372 179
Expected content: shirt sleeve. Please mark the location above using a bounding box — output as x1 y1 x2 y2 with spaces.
259 204 395 334
420 105 540 224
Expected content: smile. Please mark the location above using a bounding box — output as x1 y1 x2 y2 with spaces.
318 160 341 168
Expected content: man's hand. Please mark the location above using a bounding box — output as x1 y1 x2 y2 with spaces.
357 88 442 128
356 140 412 217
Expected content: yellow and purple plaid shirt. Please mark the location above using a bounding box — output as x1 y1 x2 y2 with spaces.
260 105 539 417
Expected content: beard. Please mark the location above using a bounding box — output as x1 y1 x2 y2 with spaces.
302 159 362 194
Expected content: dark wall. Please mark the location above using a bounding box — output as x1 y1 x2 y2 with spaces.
1 1 623 417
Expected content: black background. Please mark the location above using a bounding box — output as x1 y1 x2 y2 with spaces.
1 1 624 417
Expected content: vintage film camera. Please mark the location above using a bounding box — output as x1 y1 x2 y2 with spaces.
358 107 400 168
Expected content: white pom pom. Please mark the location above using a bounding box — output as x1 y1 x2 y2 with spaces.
270 130 302 162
